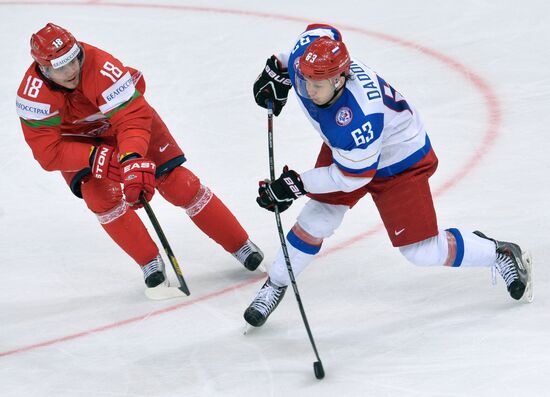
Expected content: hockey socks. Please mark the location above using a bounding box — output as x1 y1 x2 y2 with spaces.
157 167 249 254
269 224 322 287
399 229 497 268
185 186 248 254
96 200 159 266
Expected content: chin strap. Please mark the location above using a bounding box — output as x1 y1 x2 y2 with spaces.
317 84 345 108
38 64 51 78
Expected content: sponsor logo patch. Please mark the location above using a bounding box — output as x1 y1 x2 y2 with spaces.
51 43 80 69
16 95 53 120
99 71 135 114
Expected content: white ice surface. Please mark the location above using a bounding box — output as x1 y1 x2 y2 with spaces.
1 1 549 396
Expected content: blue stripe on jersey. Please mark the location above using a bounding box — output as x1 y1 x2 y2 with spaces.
287 230 322 255
296 87 384 153
318 97 384 151
333 156 379 176
445 228 465 267
375 135 432 177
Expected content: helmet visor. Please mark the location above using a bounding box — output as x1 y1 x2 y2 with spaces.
295 65 340 104
294 65 311 99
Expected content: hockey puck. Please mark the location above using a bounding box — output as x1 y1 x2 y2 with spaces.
313 361 325 379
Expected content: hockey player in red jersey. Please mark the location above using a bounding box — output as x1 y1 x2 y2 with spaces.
16 23 263 291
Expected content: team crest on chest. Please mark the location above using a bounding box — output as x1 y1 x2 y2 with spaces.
335 106 353 126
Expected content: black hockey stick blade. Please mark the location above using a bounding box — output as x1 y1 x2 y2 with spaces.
314 361 325 379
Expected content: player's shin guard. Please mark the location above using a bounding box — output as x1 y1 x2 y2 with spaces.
399 229 497 268
157 167 249 253
269 224 323 287
96 200 159 266
186 186 248 253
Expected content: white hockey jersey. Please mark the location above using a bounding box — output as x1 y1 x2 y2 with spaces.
280 25 432 194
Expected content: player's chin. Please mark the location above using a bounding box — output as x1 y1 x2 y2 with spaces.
312 98 328 106
64 76 80 89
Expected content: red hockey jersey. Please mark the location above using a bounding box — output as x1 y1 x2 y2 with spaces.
16 42 152 172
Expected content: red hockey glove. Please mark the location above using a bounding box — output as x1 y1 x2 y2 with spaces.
256 166 305 212
90 145 120 181
121 156 156 207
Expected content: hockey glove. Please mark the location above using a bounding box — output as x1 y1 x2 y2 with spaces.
253 55 292 116
120 155 156 207
257 166 306 212
90 144 120 181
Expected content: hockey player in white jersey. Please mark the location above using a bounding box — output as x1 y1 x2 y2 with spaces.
244 24 533 327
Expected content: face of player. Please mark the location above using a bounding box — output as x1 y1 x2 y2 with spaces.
42 57 81 89
304 76 345 106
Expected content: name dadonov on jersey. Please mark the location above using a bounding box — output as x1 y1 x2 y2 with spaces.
350 62 381 101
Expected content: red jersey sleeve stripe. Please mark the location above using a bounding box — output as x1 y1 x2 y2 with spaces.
338 168 377 178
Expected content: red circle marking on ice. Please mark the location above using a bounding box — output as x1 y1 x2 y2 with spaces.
0 1 501 358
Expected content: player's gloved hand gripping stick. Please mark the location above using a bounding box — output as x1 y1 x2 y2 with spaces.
256 166 305 212
253 55 292 116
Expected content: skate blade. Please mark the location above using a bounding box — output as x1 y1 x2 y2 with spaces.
242 322 260 335
521 251 534 303
145 285 187 300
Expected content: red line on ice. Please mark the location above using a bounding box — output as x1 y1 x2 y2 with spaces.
0 1 501 357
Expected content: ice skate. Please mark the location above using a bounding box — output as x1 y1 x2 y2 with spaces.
233 239 264 271
244 278 287 327
474 231 533 302
142 254 168 288
143 255 189 300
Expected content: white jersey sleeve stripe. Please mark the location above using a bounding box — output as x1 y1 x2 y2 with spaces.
16 95 59 121
301 164 371 194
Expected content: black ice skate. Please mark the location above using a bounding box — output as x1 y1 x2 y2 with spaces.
474 231 533 302
244 278 287 327
142 254 168 288
232 239 264 271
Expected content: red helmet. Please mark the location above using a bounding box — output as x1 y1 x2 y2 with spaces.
299 36 351 80
30 23 79 68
